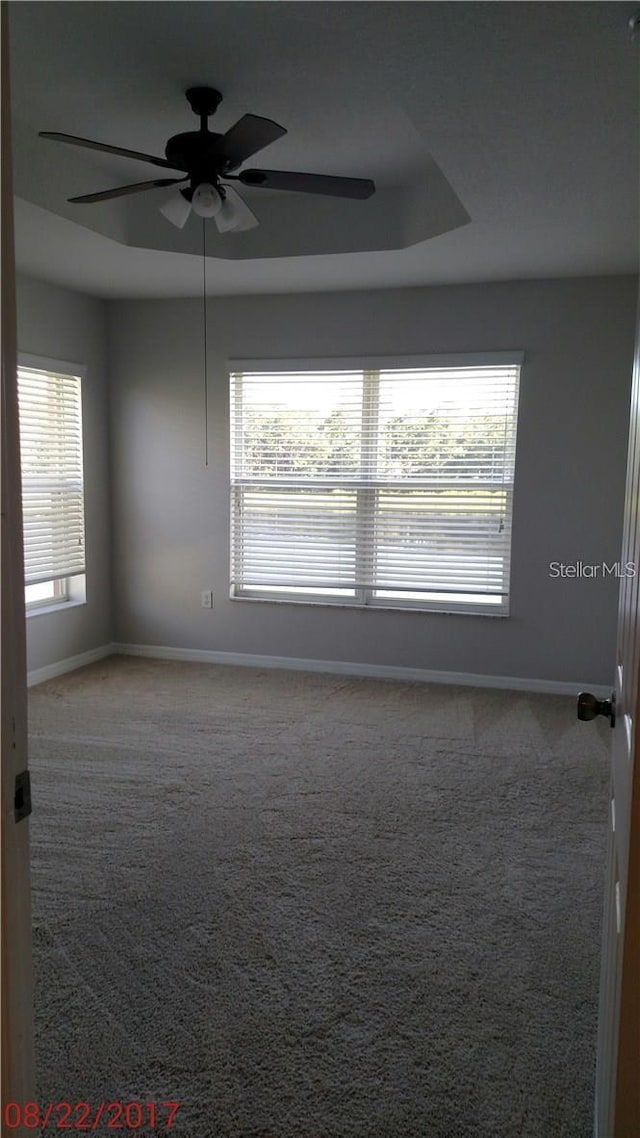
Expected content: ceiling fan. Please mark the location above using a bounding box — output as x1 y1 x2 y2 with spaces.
40 87 376 233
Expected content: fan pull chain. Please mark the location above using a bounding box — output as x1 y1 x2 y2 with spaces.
202 217 209 467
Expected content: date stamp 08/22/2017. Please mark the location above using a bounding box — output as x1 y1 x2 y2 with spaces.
3 1101 182 1131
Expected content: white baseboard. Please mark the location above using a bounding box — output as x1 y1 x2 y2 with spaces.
27 643 117 687
112 641 609 698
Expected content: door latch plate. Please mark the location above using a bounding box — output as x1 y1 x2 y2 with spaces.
14 770 32 822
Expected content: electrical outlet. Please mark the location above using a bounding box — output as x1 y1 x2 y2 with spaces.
201 590 213 609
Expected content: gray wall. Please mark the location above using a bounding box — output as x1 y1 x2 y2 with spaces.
109 276 637 686
17 274 112 672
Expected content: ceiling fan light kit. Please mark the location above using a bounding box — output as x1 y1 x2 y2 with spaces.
39 86 376 235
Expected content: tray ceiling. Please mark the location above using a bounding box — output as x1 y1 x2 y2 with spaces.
8 1 639 298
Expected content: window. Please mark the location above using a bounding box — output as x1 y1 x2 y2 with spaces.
17 360 86 613
230 355 521 615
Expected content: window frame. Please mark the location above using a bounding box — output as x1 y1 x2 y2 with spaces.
229 352 523 617
18 353 87 617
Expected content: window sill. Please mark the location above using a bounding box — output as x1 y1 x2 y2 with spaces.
25 598 86 619
229 593 509 618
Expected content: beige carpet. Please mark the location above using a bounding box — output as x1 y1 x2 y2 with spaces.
28 655 609 1137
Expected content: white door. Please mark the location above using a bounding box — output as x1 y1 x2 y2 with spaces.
1 3 36 1129
590 289 640 1135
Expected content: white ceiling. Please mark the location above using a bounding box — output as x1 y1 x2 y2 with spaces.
8 1 639 299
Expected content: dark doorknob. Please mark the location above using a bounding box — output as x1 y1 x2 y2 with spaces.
577 691 616 727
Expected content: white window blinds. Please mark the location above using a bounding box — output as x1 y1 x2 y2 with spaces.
230 359 521 613
18 365 86 586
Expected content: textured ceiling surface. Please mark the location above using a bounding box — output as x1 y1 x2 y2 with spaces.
8 1 639 298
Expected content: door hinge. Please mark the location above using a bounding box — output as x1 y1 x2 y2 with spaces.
14 770 32 822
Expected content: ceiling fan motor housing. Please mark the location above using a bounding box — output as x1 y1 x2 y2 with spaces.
164 131 227 185
164 87 235 188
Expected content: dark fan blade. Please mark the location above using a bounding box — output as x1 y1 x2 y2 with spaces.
69 178 186 204
233 168 375 199
40 132 186 171
218 115 287 170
